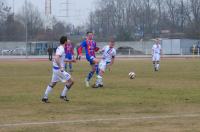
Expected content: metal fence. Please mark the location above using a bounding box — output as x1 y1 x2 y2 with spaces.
0 39 200 56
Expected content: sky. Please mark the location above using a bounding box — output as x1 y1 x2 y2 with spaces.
5 0 97 26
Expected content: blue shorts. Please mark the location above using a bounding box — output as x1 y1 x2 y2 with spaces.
65 54 72 60
86 55 95 65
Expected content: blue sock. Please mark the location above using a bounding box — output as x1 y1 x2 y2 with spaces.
87 71 94 81
65 64 67 70
69 64 72 70
95 64 99 75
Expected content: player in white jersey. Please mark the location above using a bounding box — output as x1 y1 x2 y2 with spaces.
42 36 75 103
152 38 162 71
93 38 116 88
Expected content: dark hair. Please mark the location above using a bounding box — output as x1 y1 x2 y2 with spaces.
60 36 67 44
86 31 93 35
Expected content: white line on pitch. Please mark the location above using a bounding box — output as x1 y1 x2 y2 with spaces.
0 113 200 127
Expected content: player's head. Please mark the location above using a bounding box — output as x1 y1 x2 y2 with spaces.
86 31 94 40
67 40 71 44
109 38 115 48
60 36 67 45
155 38 160 44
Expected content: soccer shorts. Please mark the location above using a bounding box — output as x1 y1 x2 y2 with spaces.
86 55 95 65
99 60 110 72
152 54 160 61
51 68 71 83
65 53 72 60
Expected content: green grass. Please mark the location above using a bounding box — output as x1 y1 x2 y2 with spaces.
0 59 200 132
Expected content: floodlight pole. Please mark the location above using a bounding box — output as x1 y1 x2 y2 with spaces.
25 0 28 58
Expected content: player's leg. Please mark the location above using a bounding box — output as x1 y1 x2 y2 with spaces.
42 70 59 103
93 60 105 88
65 54 68 71
156 54 160 71
68 54 73 72
85 56 98 87
93 71 104 88
60 71 73 101
93 58 99 75
42 82 57 103
85 64 95 87
152 55 157 71
42 68 62 103
69 62 72 72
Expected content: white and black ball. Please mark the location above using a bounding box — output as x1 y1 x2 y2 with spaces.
129 72 136 79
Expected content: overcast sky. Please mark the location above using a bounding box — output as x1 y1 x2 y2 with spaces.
5 0 97 26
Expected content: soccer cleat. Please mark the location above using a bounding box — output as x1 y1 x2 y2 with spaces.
60 96 69 101
99 84 103 87
92 84 100 88
85 78 90 87
42 98 49 103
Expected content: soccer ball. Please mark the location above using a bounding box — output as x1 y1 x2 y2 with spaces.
129 72 136 79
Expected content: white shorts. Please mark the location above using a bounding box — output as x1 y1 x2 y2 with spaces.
152 54 160 61
51 69 71 83
99 60 109 72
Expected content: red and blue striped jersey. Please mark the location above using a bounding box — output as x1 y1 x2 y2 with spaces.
65 43 74 55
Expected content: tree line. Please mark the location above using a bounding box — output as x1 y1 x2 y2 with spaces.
88 0 200 41
1 0 200 42
0 1 84 41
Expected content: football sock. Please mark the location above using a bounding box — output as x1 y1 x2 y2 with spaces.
69 64 72 70
95 64 99 75
96 75 103 85
61 86 69 97
157 64 160 69
87 71 94 81
65 64 67 70
44 85 53 99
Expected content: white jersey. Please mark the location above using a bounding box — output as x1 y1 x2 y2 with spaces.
52 45 71 82
101 45 116 63
152 44 161 55
53 45 65 68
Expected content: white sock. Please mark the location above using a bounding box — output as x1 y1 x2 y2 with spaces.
157 64 160 69
154 63 156 68
96 75 103 85
44 85 53 99
61 86 68 97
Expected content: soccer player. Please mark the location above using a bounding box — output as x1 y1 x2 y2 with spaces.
78 31 99 87
93 38 116 88
65 40 74 72
42 36 74 103
152 38 162 71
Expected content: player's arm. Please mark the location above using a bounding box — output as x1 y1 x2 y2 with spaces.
106 56 115 71
160 48 163 58
54 54 64 71
93 42 99 52
71 46 75 60
160 48 162 55
109 56 115 66
99 46 106 54
110 50 116 66
77 42 86 59
152 48 154 56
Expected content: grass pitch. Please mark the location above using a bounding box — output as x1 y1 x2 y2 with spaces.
0 58 200 132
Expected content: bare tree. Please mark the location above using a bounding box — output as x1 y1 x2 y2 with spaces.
189 0 200 35
17 1 44 41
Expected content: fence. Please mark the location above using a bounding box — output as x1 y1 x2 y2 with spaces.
0 39 200 56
